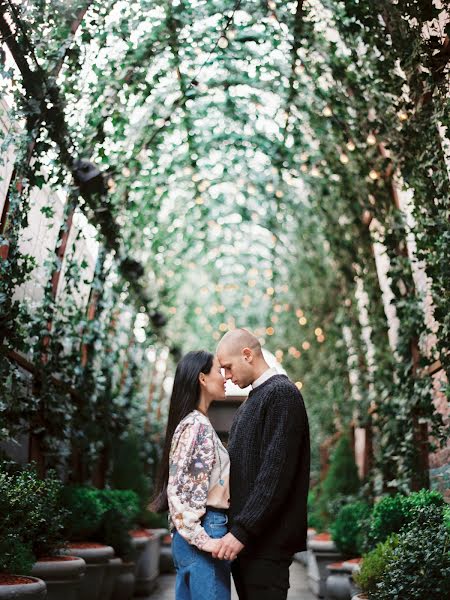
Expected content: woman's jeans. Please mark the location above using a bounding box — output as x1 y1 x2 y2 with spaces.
172 508 231 600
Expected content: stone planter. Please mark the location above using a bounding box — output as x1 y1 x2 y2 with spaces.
31 556 85 600
99 558 122 600
325 562 353 600
307 534 343 599
132 530 161 596
111 561 135 600
0 575 47 600
294 528 317 566
59 543 114 600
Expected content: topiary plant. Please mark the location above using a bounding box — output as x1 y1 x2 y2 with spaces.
365 489 444 550
322 436 361 499
374 504 450 599
331 501 371 556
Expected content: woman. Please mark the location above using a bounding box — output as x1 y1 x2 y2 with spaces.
152 350 231 600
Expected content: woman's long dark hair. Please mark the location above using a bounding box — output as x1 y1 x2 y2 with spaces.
151 350 214 513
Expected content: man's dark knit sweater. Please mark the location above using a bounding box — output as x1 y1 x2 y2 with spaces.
227 374 310 559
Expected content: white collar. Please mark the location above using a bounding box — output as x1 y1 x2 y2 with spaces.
251 367 278 389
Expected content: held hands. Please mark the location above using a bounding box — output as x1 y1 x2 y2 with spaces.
208 532 244 561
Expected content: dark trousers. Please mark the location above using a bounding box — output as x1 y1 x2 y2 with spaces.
232 556 292 600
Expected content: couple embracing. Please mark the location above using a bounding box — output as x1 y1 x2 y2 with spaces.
152 328 310 600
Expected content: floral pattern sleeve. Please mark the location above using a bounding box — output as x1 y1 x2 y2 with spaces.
167 418 216 549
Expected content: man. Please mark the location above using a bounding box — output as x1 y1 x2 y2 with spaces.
215 328 310 600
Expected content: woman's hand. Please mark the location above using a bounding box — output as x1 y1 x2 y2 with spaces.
202 537 222 554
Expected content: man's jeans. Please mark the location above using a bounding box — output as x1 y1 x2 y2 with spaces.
172 508 231 600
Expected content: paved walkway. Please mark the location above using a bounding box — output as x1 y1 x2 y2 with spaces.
149 559 316 600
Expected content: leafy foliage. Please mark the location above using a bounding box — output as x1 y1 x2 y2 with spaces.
365 489 445 550
0 462 67 569
331 501 371 557
0 0 448 491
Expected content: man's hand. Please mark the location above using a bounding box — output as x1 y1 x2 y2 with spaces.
212 533 244 561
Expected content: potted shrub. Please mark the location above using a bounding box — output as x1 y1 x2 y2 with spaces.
26 472 86 600
0 533 46 600
110 433 165 593
364 488 444 550
308 437 361 597
354 502 450 599
95 489 140 600
0 462 85 600
326 501 371 600
60 486 114 600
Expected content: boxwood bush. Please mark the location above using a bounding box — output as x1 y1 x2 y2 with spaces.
375 505 450 599
356 501 450 598
0 462 67 572
331 501 371 556
365 489 444 550
62 486 140 559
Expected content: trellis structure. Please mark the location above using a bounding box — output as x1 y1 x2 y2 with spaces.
0 0 449 494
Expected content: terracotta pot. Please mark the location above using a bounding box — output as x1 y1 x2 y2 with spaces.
133 531 161 596
0 575 46 600
307 535 343 599
59 543 114 600
110 562 135 600
31 556 85 600
98 558 122 600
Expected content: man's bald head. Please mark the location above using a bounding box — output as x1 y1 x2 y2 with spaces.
217 328 263 357
216 328 267 388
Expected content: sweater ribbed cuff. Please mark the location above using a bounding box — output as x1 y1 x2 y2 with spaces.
230 523 250 546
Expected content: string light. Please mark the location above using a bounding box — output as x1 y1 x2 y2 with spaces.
218 36 229 49
397 110 408 121
346 140 355 151
315 328 323 336
266 287 275 295
299 317 307 325
296 309 304 318
366 133 377 145
340 153 349 164
295 381 303 390
369 169 379 180
322 106 332 117
302 341 310 350
266 327 274 335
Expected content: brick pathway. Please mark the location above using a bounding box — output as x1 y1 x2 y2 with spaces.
148 559 316 600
